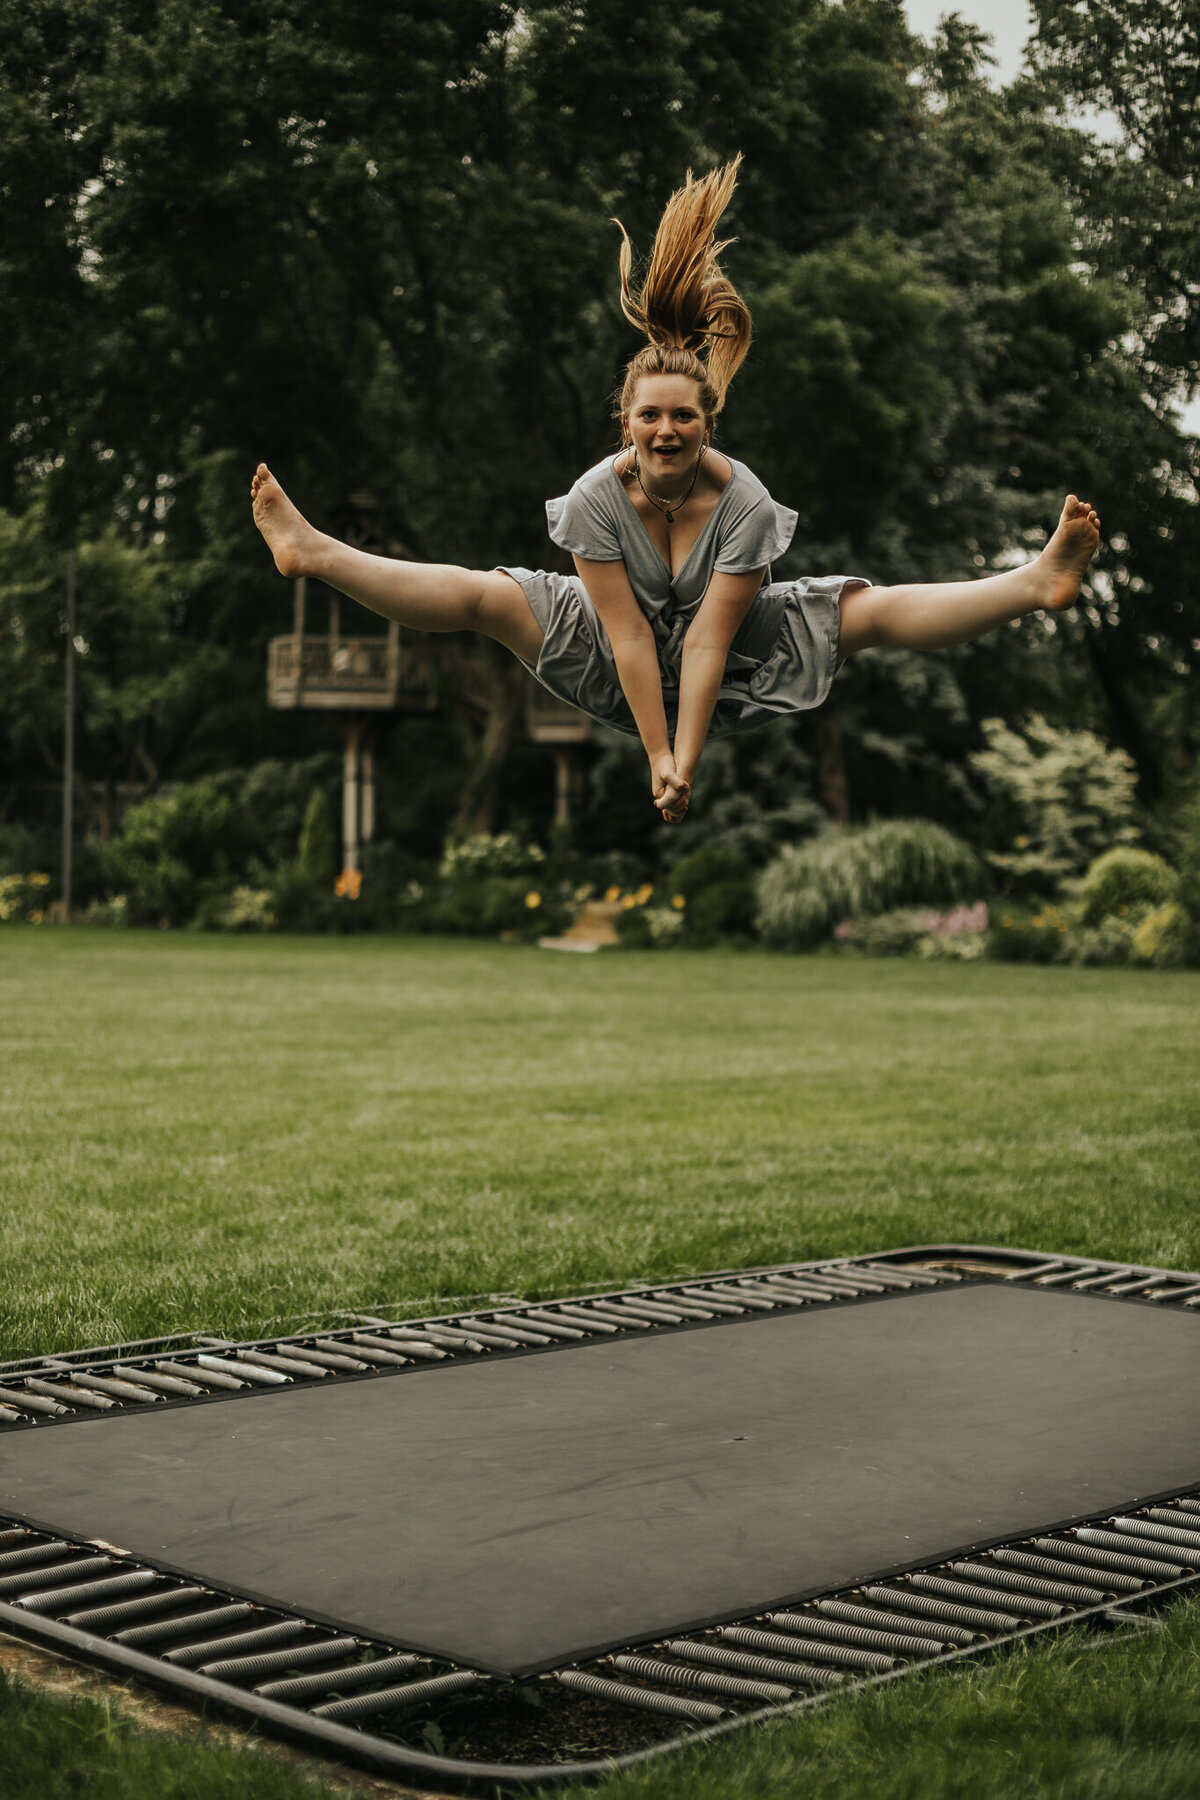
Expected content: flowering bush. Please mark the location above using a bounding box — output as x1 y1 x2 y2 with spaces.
758 821 982 949
1076 848 1178 926
971 716 1140 892
0 872 51 923
1131 903 1190 969
217 887 277 931
438 833 545 879
989 902 1072 963
81 893 130 928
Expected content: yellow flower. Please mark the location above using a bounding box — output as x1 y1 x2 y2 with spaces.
1118 904 1128 916
671 894 686 910
604 885 621 904
525 891 542 909
620 893 637 910
1014 835 1030 849
1032 916 1044 928
31 873 51 887
334 869 362 899
1002 916 1013 928
635 882 654 905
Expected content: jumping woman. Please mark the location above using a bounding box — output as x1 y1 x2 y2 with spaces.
251 157 1100 825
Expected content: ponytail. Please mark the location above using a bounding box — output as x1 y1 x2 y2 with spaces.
614 156 752 419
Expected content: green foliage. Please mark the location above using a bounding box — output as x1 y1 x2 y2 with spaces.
296 788 337 884
971 716 1140 893
757 821 983 950
668 845 758 944
1131 903 1191 970
1077 847 1179 926
0 872 51 923
99 781 237 926
988 901 1073 964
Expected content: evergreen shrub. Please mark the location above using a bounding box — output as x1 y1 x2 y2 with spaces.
668 845 757 943
1077 848 1179 926
756 820 982 950
98 782 236 926
988 902 1071 962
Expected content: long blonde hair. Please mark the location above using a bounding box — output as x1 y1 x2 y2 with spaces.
614 156 752 422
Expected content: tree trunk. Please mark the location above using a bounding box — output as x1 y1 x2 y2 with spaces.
816 706 850 825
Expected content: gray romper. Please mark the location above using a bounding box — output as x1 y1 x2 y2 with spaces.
501 455 868 739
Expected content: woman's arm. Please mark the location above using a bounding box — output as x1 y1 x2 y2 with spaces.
672 569 765 787
573 556 689 818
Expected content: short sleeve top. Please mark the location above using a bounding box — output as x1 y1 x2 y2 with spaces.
544 455 797 641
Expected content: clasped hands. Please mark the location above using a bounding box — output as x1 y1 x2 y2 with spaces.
650 752 691 824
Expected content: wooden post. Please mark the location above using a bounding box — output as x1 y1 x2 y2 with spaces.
342 719 362 873
61 549 77 920
292 574 306 638
361 744 375 843
553 746 572 830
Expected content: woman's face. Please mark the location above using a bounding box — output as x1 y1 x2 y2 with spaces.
624 376 709 481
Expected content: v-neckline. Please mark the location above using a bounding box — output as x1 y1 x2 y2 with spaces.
608 457 738 582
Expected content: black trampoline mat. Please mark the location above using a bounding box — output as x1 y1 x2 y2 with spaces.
3 1283 1199 1674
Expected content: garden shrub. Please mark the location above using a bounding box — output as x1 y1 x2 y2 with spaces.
0 872 51 923
1131 903 1191 969
98 782 236 926
989 901 1072 963
668 845 758 943
970 715 1139 892
756 820 982 950
297 787 338 883
1071 916 1137 967
1077 847 1179 926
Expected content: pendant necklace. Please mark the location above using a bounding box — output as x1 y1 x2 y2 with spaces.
634 447 703 524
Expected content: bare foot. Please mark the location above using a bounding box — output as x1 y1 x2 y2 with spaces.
1035 495 1101 612
250 463 323 579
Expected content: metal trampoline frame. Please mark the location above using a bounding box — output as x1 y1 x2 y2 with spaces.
1 1242 1199 1794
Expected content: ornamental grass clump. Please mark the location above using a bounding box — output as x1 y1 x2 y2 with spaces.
756 820 982 950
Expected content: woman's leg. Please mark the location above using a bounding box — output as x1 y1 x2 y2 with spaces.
839 495 1101 656
250 464 543 664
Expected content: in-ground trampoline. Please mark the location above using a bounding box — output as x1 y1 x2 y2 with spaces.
1 1244 1199 1791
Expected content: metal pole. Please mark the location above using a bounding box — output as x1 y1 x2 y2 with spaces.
61 549 77 920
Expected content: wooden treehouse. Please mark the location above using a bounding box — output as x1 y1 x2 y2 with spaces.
267 521 592 864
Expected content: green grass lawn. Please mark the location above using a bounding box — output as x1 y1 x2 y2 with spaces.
2 929 1199 1798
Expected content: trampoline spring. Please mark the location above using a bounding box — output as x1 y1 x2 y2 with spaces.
512 1310 587 1339
862 1262 943 1286
112 1364 205 1397
952 1561 1111 1608
1069 1270 1129 1291
1110 1515 1200 1555
343 1336 420 1365
1149 1506 1200 1531
819 1267 892 1293
1171 1499 1200 1515
222 1348 330 1380
639 1295 717 1320
576 1302 654 1329
606 1653 792 1706
196 1355 290 1387
312 1668 480 1725
0 1555 113 1598
1104 1274 1172 1297
1144 1282 1200 1303
154 1359 245 1391
775 1273 871 1296
65 1584 207 1633
542 1306 620 1333
667 1290 746 1315
165 1619 307 1667
1072 1529 1188 1573
815 1599 980 1646
910 1573 1061 1621
846 1264 920 1289
462 1320 552 1345
862 1586 1021 1635
21 1569 160 1615
990 1548 1134 1596
552 1668 727 1725
0 1407 23 1425
715 1625 895 1674
0 1539 74 1575
386 1327 478 1353
0 1529 32 1551
736 1280 827 1304
0 1385 69 1416
1004 1261 1067 1283
601 1299 690 1324
198 1634 360 1684
424 1325 522 1350
44 1365 162 1404
1030 1538 1181 1582
700 1285 777 1311
1036 1267 1100 1287
303 1341 373 1371
762 1611 943 1657
116 1602 255 1648
22 1377 116 1411
255 1651 423 1704
661 1638 844 1688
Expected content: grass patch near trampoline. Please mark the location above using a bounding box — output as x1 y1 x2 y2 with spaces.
2 928 1199 1798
